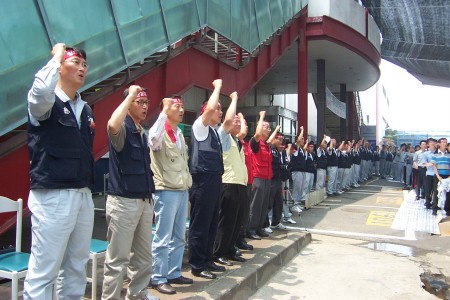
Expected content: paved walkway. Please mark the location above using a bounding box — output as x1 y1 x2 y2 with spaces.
391 190 440 235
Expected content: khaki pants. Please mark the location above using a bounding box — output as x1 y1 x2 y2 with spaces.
102 195 153 300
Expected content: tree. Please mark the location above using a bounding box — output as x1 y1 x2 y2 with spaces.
383 128 398 146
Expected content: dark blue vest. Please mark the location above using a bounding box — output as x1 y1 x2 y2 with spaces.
108 115 154 198
190 126 224 175
316 149 327 169
353 150 362 165
28 97 94 189
326 149 338 167
271 146 281 179
305 152 316 173
291 149 306 172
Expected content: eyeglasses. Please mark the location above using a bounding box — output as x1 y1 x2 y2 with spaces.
64 58 88 69
134 100 149 107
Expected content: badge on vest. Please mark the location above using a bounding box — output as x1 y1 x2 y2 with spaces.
88 117 95 129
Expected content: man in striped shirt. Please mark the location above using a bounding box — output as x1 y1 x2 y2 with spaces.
431 138 450 215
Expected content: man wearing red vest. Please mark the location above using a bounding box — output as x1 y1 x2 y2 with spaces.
247 111 273 239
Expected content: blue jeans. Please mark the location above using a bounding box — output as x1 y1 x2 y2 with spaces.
152 190 188 284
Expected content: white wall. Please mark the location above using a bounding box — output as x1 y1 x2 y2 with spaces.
308 0 380 52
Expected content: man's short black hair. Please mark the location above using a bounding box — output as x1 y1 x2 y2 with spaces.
65 47 87 60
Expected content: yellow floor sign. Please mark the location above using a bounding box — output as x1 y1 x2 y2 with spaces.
366 210 396 226
375 196 403 206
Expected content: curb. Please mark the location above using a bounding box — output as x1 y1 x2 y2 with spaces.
192 231 312 299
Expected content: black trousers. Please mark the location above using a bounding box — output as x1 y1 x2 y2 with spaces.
424 175 435 206
264 179 283 227
238 184 252 241
213 183 247 257
415 167 426 198
188 173 222 271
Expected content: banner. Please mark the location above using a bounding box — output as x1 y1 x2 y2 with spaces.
326 87 347 119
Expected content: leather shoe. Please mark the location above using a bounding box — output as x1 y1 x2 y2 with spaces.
247 233 261 240
151 283 176 295
206 262 226 272
227 254 246 262
168 276 193 285
236 241 253 250
214 256 233 266
256 230 269 238
191 269 216 279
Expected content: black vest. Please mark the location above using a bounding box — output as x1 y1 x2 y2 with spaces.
326 149 338 167
271 145 282 179
28 97 94 189
291 149 306 172
338 152 346 168
353 150 362 165
316 149 327 169
305 152 316 173
108 115 155 198
190 126 224 175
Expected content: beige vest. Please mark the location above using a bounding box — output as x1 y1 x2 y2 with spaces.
151 133 192 190
222 135 248 185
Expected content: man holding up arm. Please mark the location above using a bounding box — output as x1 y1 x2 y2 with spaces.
102 85 158 300
148 96 193 295
189 79 231 279
247 111 273 239
25 43 95 299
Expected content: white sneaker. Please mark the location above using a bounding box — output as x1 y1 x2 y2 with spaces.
283 217 296 224
263 227 273 234
282 212 293 218
291 205 303 214
354 183 360 187
336 190 344 195
271 223 288 230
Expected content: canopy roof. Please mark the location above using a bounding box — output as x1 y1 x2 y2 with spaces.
362 0 450 87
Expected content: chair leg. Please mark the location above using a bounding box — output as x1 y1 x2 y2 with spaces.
12 274 18 300
92 256 97 300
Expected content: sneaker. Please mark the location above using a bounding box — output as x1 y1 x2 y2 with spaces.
271 223 288 230
354 183 360 187
283 217 297 224
263 227 273 234
336 190 344 195
291 205 303 214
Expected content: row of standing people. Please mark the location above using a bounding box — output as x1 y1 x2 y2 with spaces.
23 43 293 299
413 138 450 215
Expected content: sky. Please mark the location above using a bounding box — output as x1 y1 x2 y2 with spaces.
359 59 450 132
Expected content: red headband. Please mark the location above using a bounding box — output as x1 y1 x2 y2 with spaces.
64 50 83 61
200 102 221 115
136 91 148 99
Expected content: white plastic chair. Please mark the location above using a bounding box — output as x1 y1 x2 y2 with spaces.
87 239 108 300
0 197 30 299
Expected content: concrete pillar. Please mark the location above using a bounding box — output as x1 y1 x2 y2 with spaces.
347 92 354 141
340 84 347 141
298 14 308 138
316 60 326 140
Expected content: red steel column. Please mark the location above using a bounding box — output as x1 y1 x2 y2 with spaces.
298 13 308 138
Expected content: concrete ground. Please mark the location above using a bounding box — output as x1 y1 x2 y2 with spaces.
251 177 450 300
250 235 438 300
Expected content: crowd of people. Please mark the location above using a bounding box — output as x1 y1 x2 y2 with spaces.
23 44 450 300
